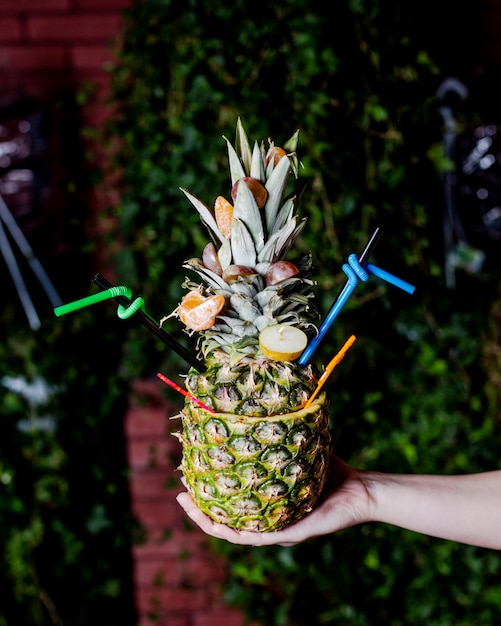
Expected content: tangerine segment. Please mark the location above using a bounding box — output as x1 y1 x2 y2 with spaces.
266 145 287 167
214 196 233 239
178 291 225 331
259 324 308 361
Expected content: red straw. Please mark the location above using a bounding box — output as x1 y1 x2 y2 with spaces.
157 372 216 413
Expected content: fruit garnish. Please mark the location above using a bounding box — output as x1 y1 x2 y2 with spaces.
214 195 233 238
231 176 268 209
265 260 299 286
258 324 308 361
222 264 257 283
176 290 225 331
266 144 287 167
202 242 223 276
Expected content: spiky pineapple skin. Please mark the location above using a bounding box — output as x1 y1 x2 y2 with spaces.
185 352 321 416
179 392 331 532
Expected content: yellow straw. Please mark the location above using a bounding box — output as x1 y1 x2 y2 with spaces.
304 334 357 409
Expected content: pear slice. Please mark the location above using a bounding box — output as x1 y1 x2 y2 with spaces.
259 324 308 361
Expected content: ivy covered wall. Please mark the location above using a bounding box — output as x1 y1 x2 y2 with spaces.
104 1 501 625
2 0 501 624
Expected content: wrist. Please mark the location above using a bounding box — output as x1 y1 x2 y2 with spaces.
357 469 388 524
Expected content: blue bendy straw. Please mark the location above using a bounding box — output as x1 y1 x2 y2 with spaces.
365 263 415 295
298 228 415 366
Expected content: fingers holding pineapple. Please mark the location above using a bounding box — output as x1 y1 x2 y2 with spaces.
175 490 307 546
176 456 370 546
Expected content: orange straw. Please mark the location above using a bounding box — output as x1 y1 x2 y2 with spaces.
304 334 357 409
157 372 216 413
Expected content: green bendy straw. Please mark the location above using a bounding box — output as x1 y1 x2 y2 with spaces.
54 286 134 317
54 277 204 371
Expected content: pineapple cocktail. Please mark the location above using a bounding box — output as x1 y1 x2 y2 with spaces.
164 120 332 532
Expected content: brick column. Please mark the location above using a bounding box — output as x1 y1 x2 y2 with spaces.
125 378 249 626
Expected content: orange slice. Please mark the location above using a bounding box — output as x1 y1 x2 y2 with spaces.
214 196 233 239
259 324 308 361
266 145 287 167
177 291 225 331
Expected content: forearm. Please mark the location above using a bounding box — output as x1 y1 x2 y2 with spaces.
364 470 501 549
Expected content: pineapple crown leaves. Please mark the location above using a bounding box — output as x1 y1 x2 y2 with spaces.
232 117 300 182
174 119 319 357
180 118 302 264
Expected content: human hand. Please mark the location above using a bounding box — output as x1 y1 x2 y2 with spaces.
176 456 373 546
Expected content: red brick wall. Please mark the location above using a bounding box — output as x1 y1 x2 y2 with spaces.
0 0 127 273
0 0 125 113
126 380 250 626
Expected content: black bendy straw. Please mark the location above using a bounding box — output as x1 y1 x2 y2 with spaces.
91 274 204 371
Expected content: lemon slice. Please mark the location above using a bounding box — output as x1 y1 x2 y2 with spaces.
259 324 308 361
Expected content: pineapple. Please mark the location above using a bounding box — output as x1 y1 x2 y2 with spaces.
167 119 331 532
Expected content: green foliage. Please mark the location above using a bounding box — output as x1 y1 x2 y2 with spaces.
105 0 449 376
0 82 136 624
105 0 501 624
0 279 135 623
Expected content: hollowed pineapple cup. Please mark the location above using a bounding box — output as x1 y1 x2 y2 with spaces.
179 392 331 532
